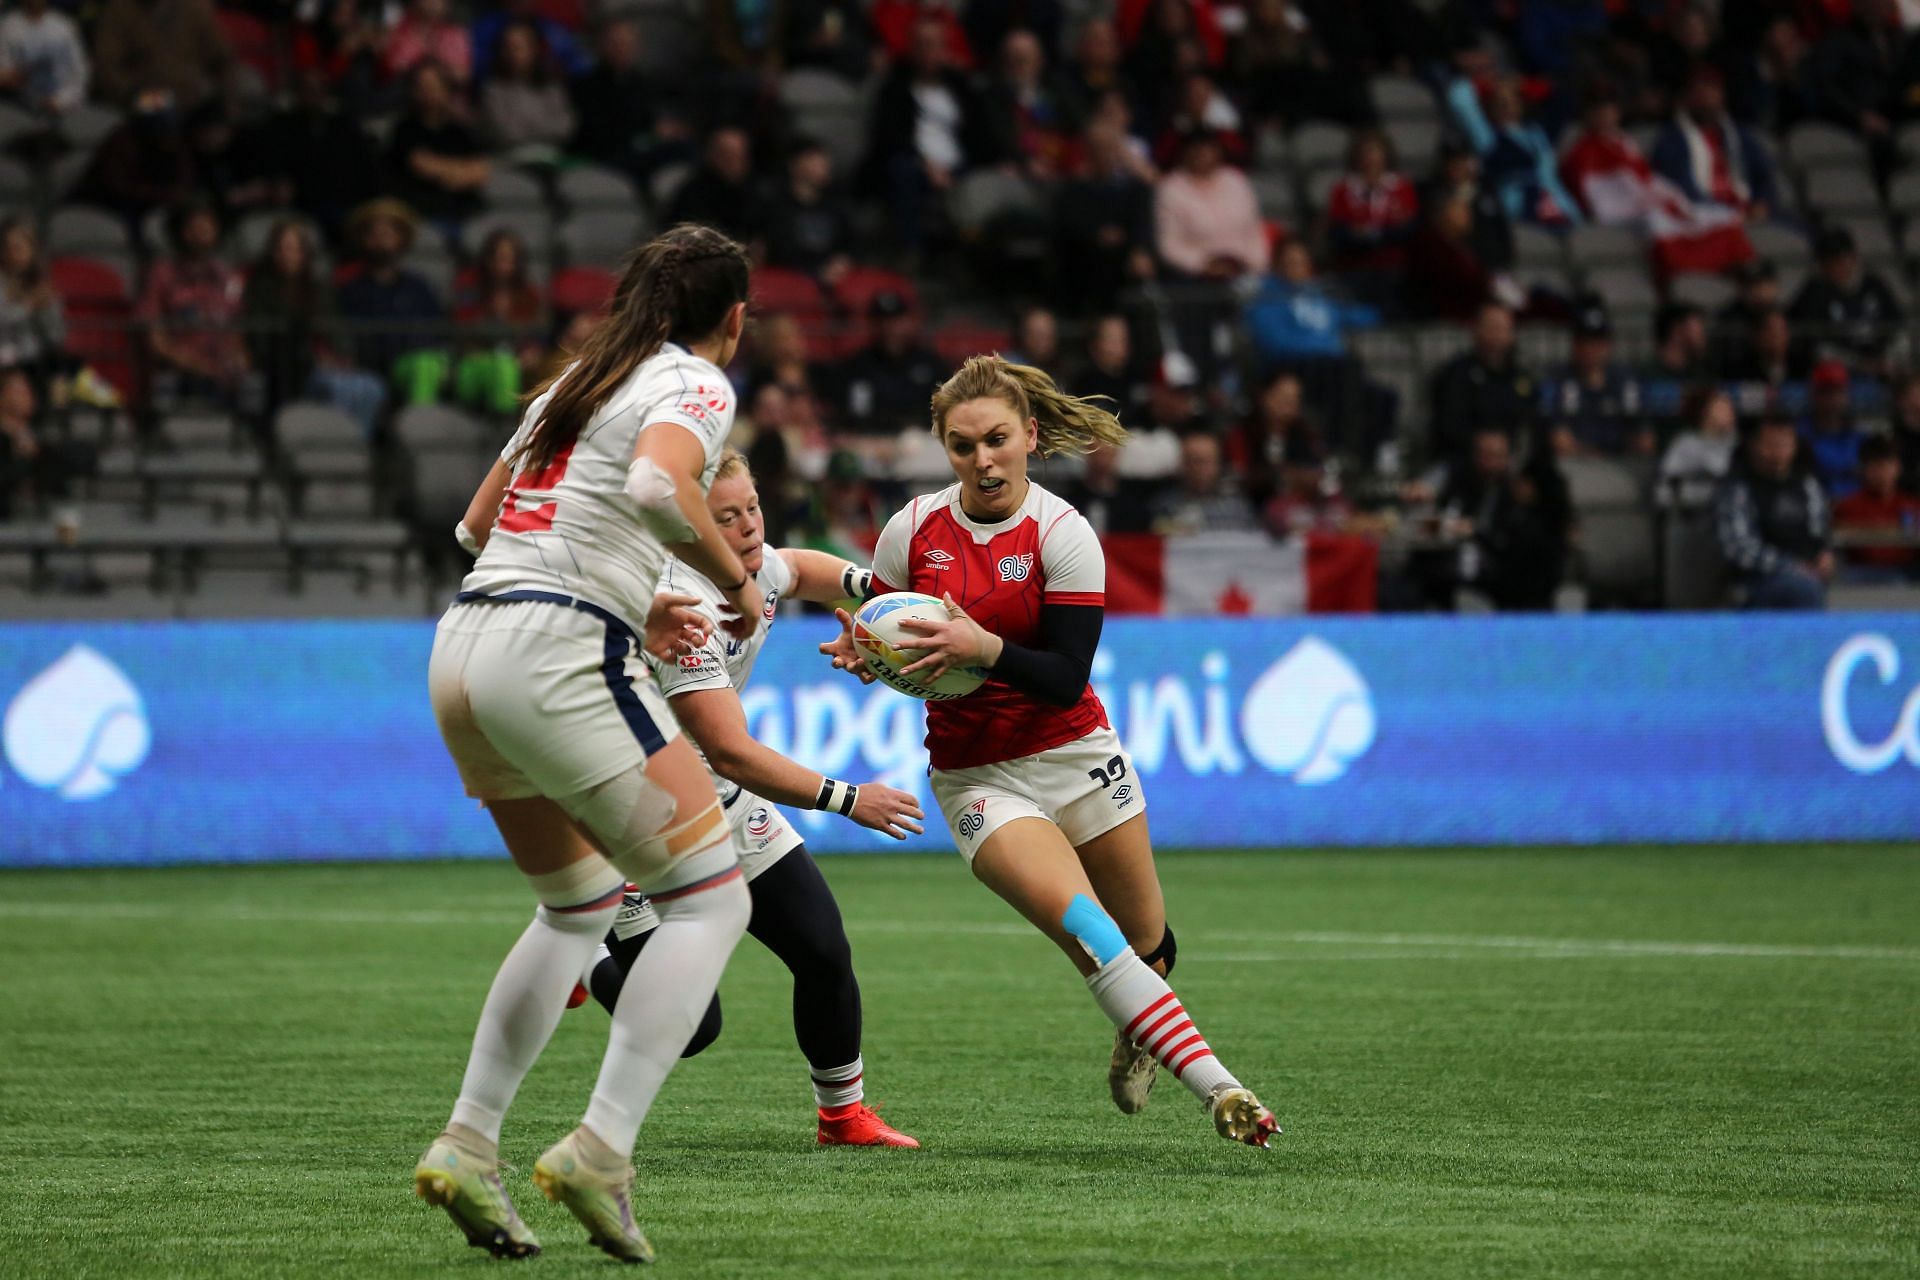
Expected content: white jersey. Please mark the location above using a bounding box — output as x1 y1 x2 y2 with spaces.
459 343 737 630
648 548 794 791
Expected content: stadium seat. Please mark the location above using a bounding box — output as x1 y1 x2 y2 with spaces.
1369 75 1435 121
402 248 456 299
1288 122 1348 172
461 209 555 262
648 161 693 211
0 156 33 200
1802 164 1881 218
1746 222 1810 267
931 320 1013 366
1304 168 1341 214
1252 125 1289 173
1838 216 1898 265
407 443 497 529
484 166 549 211
396 403 486 452
1250 171 1296 224
1585 266 1659 314
833 267 917 320
0 102 44 150
1562 456 1656 605
58 103 122 152
751 266 827 317
233 211 326 263
1891 171 1920 215
276 402 364 452
778 67 862 113
1569 223 1644 269
1786 122 1870 174
161 410 241 451
46 205 131 256
1384 119 1440 171
48 254 128 303
557 209 649 266
948 170 1043 238
1662 505 1728 609
1513 223 1567 271
1668 272 1737 311
550 264 617 315
557 165 637 211
49 255 134 400
47 150 89 201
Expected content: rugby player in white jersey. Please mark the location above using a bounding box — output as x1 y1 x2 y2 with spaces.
571 449 923 1148
821 356 1279 1148
414 225 765 1263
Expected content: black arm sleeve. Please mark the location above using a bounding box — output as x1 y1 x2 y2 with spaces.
987 603 1103 707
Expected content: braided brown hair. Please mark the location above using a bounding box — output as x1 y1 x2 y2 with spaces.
512 223 751 473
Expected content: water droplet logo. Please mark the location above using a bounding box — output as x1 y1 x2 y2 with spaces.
1239 637 1375 785
3 645 151 800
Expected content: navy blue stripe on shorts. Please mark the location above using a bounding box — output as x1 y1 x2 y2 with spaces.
453 589 667 756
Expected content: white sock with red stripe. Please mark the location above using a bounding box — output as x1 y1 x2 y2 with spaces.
811 1057 864 1110
1086 952 1239 1102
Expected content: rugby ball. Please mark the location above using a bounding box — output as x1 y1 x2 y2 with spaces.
851 592 989 701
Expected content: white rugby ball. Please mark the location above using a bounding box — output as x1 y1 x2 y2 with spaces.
851 592 989 701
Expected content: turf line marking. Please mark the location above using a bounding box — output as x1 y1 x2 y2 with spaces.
3 903 1915 961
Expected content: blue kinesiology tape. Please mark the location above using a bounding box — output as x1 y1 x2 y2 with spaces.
1061 894 1129 967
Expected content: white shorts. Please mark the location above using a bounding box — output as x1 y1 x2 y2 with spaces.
428 595 681 802
721 783 804 882
930 726 1145 863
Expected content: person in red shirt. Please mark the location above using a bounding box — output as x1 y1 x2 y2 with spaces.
1833 435 1920 580
820 354 1279 1149
138 196 254 412
1325 128 1419 277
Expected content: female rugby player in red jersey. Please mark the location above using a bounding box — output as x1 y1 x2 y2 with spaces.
821 355 1277 1147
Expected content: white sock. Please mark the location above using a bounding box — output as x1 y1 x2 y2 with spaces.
811 1057 865 1110
448 893 621 1143
1086 951 1240 1102
582 857 750 1157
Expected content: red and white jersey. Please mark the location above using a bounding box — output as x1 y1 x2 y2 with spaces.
871 481 1109 770
460 342 736 631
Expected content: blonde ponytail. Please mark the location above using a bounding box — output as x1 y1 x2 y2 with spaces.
930 354 1129 458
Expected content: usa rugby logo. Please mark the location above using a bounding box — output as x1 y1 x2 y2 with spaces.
746 807 772 837
997 553 1034 582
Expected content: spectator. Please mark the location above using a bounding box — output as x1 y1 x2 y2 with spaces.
1325 128 1419 284
1057 440 1151 535
1004 305 1060 369
1061 18 1126 123
962 0 1063 68
1143 352 1205 434
387 0 472 86
1054 119 1156 307
470 0 588 83
1428 425 1572 611
242 218 388 435
1644 3 1721 103
1229 0 1370 130
666 127 769 248
1651 64 1779 223
480 19 576 161
802 447 886 558
1546 298 1650 457
1788 226 1905 369
1799 359 1865 499
840 291 942 434
985 28 1078 178
1721 306 1807 389
1428 301 1537 462
138 198 254 412
747 312 831 439
0 216 68 393
765 138 853 285
0 365 79 521
1153 128 1267 282
1445 74 1582 229
91 0 232 109
1659 384 1739 510
1803 0 1902 164
1832 436 1920 580
1149 431 1260 535
79 86 197 220
782 0 871 82
1732 16 1814 136
386 59 490 228
1070 312 1149 424
570 20 684 181
186 99 286 224
1150 71 1247 169
1418 140 1513 272
301 0 390 119
252 67 383 244
1643 302 1710 385
1119 0 1223 115
453 228 545 416
1891 373 1920 498
1717 414 1832 609
1710 258 1781 373
335 199 450 403
870 0 973 70
1402 193 1511 323
1244 239 1379 369
1229 370 1326 515
866 15 998 249
0 0 88 116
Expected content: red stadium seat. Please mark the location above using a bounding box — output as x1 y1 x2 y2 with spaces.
833 267 918 321
48 255 128 304
932 322 1012 367
751 267 826 318
550 265 616 315
50 255 135 400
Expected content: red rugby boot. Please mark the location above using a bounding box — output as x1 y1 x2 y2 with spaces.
816 1103 921 1148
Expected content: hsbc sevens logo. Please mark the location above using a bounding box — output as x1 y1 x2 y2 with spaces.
997 553 1034 582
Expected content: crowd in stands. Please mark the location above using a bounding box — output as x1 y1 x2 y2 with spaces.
3 0 1920 612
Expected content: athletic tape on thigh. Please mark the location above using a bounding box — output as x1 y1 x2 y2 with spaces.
524 857 626 913
645 801 729 863
1061 894 1130 967
558 766 677 874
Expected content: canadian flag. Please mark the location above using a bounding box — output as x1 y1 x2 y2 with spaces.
1561 129 1752 281
1102 532 1376 615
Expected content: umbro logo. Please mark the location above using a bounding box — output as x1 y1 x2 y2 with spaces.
925 548 954 571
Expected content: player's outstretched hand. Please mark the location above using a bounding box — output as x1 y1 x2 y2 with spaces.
820 608 876 684
718 573 762 642
850 782 924 840
643 592 711 661
896 593 1000 680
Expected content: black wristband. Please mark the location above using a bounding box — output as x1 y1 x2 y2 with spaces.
721 571 749 592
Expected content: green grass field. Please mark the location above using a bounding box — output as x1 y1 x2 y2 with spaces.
3 846 1918 1279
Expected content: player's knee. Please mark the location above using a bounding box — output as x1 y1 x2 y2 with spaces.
526 857 625 934
680 993 724 1058
1140 923 1177 976
1060 893 1130 968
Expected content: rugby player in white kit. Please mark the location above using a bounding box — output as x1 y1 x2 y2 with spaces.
414 226 765 1263
821 355 1279 1148
574 449 924 1149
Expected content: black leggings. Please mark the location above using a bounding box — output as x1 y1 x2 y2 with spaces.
588 845 862 1070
